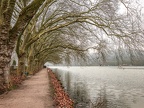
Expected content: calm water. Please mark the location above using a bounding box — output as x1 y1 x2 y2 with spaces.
49 66 144 108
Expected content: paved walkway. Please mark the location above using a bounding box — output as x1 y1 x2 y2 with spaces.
0 69 54 108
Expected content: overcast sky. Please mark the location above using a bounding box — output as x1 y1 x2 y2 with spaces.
118 0 144 14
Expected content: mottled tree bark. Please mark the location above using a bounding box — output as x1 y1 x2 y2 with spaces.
0 0 47 90
0 11 12 88
17 54 26 76
26 56 33 75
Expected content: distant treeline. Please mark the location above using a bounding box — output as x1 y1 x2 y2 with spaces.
70 49 144 66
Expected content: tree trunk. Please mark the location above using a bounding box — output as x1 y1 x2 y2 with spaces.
0 0 47 92
0 19 12 89
27 57 33 75
17 55 26 76
0 0 17 91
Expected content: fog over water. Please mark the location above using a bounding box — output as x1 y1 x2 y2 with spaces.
49 66 144 108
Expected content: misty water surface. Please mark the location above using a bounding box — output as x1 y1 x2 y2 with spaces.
49 66 144 108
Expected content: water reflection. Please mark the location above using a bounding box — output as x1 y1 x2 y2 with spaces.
51 66 144 108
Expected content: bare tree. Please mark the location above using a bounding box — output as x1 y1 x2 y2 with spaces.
1 0 144 91
0 0 53 91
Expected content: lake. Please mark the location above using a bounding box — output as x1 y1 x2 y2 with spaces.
49 66 144 108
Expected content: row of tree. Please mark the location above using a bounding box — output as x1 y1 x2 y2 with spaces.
0 0 144 91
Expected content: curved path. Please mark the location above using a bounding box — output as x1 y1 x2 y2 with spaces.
0 69 54 108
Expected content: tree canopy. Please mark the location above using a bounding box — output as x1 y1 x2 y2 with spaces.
0 0 144 90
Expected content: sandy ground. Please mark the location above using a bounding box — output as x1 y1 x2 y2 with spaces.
0 69 54 108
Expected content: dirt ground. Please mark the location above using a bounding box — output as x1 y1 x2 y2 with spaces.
0 69 54 108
